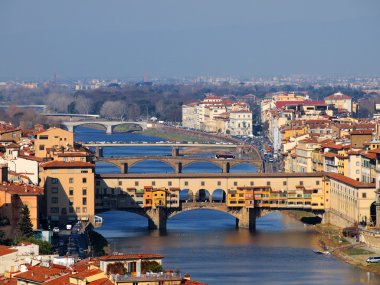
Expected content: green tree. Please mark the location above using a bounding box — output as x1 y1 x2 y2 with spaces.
142 261 163 273
18 205 34 238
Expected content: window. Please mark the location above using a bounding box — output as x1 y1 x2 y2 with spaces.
81 170 88 173
50 207 59 213
267 181 271 186
168 181 172 186
283 181 287 186
39 145 45 150
51 197 58 204
152 181 156 186
69 178 74 184
39 135 48 140
356 170 360 174
52 178 58 184
299 181 303 186
201 181 205 186
233 182 238 186
69 187 74 196
51 187 58 193
250 181 254 186
82 207 87 213
316 181 320 186
82 188 87 195
82 178 87 183
118 181 122 186
83 198 87 205
69 198 73 206
135 181 139 186
217 181 221 186
362 193 367 198
76 207 80 213
356 161 360 166
184 181 188 186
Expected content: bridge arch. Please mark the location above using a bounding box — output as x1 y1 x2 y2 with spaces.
229 162 258 173
168 206 239 220
127 159 176 174
113 122 143 132
211 189 227 203
179 189 194 203
181 161 223 173
71 122 107 132
195 189 211 202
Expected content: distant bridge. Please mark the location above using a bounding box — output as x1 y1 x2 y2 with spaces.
62 120 148 134
44 113 100 118
97 155 263 173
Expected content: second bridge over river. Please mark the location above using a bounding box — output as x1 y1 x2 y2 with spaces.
97 155 263 173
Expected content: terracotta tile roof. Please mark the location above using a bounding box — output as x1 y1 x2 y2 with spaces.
57 152 88 157
328 173 375 188
362 152 376 160
351 130 373 135
87 278 113 285
0 183 43 195
43 274 70 285
325 92 351 100
347 150 362 155
323 153 337 158
41 161 94 168
71 269 103 279
181 280 208 285
15 266 65 283
0 245 17 256
18 155 45 162
99 253 163 261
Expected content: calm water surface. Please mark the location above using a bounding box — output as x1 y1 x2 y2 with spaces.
75 127 380 285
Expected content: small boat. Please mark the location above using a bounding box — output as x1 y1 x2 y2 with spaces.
313 250 331 255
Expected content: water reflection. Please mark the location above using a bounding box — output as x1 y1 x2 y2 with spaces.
96 211 380 285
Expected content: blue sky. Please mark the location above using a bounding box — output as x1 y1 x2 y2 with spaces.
0 0 379 79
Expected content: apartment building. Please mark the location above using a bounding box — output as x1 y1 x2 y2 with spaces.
325 92 352 113
182 94 253 136
34 128 74 158
40 161 95 226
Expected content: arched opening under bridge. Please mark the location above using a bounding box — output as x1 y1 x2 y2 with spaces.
95 161 121 174
180 189 194 203
195 189 211 202
128 160 175 174
182 161 222 173
212 189 226 203
229 163 258 173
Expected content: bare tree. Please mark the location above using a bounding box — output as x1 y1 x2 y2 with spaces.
46 93 72 113
75 96 93 114
100 101 128 121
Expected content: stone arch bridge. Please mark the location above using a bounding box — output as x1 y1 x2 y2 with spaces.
97 156 263 173
61 120 147 134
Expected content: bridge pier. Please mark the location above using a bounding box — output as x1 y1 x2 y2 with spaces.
147 207 167 231
95 146 104 158
106 125 113 134
122 163 128 174
236 207 256 231
172 147 180 157
222 162 230 173
175 162 182 173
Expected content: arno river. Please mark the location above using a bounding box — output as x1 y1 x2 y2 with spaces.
76 126 380 285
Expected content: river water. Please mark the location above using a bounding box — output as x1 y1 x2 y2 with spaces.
75 127 380 285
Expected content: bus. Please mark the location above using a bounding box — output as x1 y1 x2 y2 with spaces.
215 153 235 159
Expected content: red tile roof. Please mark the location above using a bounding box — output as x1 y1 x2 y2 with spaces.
328 173 375 188
0 183 43 195
43 274 70 285
351 130 373 135
41 161 94 168
0 278 17 285
0 245 17 256
325 92 351 100
99 253 163 261
15 266 65 283
71 269 103 279
87 278 113 285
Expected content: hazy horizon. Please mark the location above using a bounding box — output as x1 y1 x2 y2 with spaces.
1 0 379 79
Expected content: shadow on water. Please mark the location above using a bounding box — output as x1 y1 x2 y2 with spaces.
95 210 380 285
